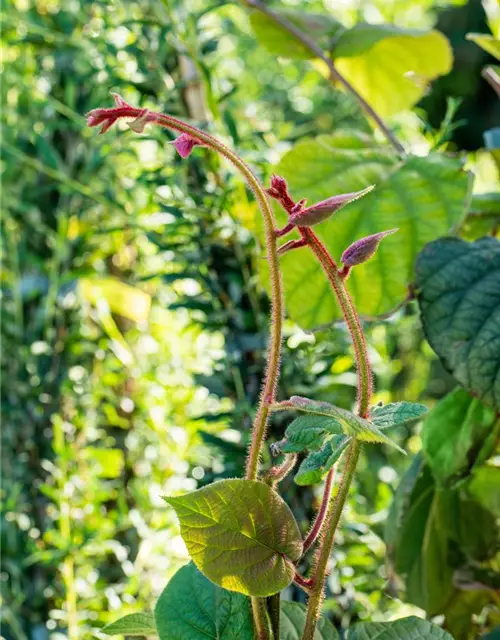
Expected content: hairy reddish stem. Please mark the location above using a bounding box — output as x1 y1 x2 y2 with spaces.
302 466 336 555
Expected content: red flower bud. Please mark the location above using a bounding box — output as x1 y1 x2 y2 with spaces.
289 185 374 227
170 133 204 158
341 229 398 267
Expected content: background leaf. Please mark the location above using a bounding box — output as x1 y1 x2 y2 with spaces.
371 402 427 429
421 388 499 487
102 612 156 636
280 601 339 639
249 9 342 60
274 134 470 326
416 237 500 409
466 33 500 60
334 24 453 116
154 562 253 640
346 615 454 639
166 479 303 596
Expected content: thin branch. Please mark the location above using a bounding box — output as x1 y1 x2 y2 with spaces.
302 466 335 554
243 0 405 154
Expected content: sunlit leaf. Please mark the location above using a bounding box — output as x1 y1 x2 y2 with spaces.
79 277 151 323
165 479 303 596
334 24 453 116
416 237 500 408
281 601 339 639
274 133 470 326
154 562 253 640
466 33 500 60
102 612 156 636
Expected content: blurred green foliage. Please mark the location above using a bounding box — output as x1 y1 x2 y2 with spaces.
1 0 499 639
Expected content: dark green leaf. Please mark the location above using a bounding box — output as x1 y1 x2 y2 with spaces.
371 402 427 430
274 135 470 326
468 466 500 517
154 562 253 640
280 601 339 639
165 479 303 596
346 616 454 639
416 237 500 408
421 388 499 487
294 436 351 485
102 612 156 636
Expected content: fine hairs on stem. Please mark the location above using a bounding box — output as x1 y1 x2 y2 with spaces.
88 98 372 640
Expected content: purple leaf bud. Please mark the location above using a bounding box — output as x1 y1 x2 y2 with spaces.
170 133 204 158
341 229 398 267
289 185 374 227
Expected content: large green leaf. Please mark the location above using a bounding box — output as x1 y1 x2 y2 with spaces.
165 479 303 596
154 562 253 640
421 388 499 487
294 436 351 486
385 460 455 615
371 402 427 430
346 616 454 639
280 601 339 639
102 612 156 636
275 133 470 326
275 396 404 452
416 237 500 408
249 9 342 60
334 24 452 116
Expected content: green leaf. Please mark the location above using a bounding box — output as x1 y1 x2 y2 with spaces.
346 616 454 639
294 436 351 486
371 402 427 430
466 33 500 60
468 466 500 517
165 479 303 596
282 414 343 453
280 601 339 639
154 562 253 640
275 396 404 452
102 612 156 636
421 388 499 487
274 134 470 326
249 9 342 60
385 459 455 615
416 237 500 409
334 24 452 116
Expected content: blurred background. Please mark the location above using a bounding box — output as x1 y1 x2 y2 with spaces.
1 0 499 639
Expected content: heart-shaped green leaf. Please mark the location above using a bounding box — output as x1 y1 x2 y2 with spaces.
371 402 427 430
334 24 452 116
416 237 500 408
294 436 351 486
422 388 499 487
165 479 303 597
274 133 470 327
249 9 342 60
275 396 404 452
346 616 454 639
154 562 253 640
280 601 339 639
102 612 156 636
